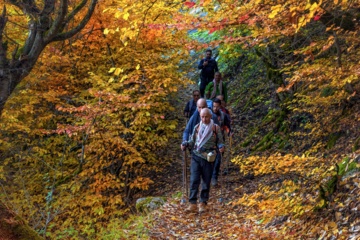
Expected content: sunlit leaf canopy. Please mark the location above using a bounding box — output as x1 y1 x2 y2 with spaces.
0 0 360 238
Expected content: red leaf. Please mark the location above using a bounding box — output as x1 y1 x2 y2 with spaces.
184 2 196 8
239 14 250 23
208 27 218 34
314 15 321 21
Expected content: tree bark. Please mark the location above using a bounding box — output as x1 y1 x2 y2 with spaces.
0 0 97 237
0 0 98 115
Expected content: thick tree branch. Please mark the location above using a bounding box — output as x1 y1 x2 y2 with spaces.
0 0 98 114
0 6 7 68
9 0 40 16
65 0 88 23
45 0 68 41
51 0 97 42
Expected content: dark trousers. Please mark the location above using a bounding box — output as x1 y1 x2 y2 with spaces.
212 152 221 180
199 76 212 98
189 154 214 204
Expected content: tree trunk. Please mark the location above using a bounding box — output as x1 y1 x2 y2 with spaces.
0 201 43 240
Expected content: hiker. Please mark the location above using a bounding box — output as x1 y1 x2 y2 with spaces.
205 72 228 102
198 49 219 98
182 98 220 143
216 94 231 119
184 90 200 119
211 98 232 186
181 108 225 213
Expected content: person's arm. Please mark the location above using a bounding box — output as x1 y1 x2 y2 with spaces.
216 125 225 152
182 112 197 141
184 101 190 117
182 121 191 142
187 124 197 149
212 113 220 125
224 113 231 134
198 59 205 69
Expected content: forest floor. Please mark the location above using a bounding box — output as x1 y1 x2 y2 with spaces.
140 82 360 239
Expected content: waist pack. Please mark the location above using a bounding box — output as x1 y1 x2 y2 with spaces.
200 150 216 162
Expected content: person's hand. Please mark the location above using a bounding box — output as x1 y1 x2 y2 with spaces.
181 142 188 151
219 146 225 153
203 60 208 66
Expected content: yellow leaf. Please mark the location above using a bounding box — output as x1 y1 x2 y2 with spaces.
120 75 128 82
123 12 130 20
104 28 109 35
310 2 318 11
269 5 281 19
108 67 116 73
114 68 122 76
136 64 140 70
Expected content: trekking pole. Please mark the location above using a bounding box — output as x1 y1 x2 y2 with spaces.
181 149 188 204
218 152 224 204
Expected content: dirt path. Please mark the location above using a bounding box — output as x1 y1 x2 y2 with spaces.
141 80 360 239
144 83 251 239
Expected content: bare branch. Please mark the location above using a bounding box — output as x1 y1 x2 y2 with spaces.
51 0 97 42
9 0 40 16
65 0 88 23
0 6 8 68
45 0 68 40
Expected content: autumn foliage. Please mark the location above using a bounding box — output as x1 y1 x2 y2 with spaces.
1 0 360 238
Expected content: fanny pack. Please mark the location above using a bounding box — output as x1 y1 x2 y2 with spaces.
200 150 216 162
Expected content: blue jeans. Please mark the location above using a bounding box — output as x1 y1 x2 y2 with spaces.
189 154 214 204
212 152 222 180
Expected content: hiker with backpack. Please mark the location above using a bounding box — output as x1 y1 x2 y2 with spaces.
205 72 228 102
182 98 220 143
216 94 231 118
198 49 219 98
181 108 225 213
184 90 200 119
211 98 232 186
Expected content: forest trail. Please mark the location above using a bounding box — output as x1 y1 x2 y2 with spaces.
139 81 360 239
142 82 259 239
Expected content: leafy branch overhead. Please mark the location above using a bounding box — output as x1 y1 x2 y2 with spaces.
0 0 97 113
0 0 360 239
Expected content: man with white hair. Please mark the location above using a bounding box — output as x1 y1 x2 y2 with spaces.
181 108 225 213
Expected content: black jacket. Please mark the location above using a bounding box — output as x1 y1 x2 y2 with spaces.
198 58 218 80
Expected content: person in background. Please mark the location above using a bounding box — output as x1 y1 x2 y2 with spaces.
184 90 200 119
216 94 231 118
211 98 232 186
198 49 219 98
181 108 225 213
205 72 228 102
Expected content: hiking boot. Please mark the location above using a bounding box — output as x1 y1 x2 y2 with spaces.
211 178 218 186
185 203 197 213
199 202 207 213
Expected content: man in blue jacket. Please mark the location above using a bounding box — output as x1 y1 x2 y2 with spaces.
182 98 220 143
198 49 218 98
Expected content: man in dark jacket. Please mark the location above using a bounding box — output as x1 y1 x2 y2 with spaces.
211 98 232 186
184 90 200 119
198 49 219 98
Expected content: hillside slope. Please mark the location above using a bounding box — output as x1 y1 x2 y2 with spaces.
143 60 360 238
